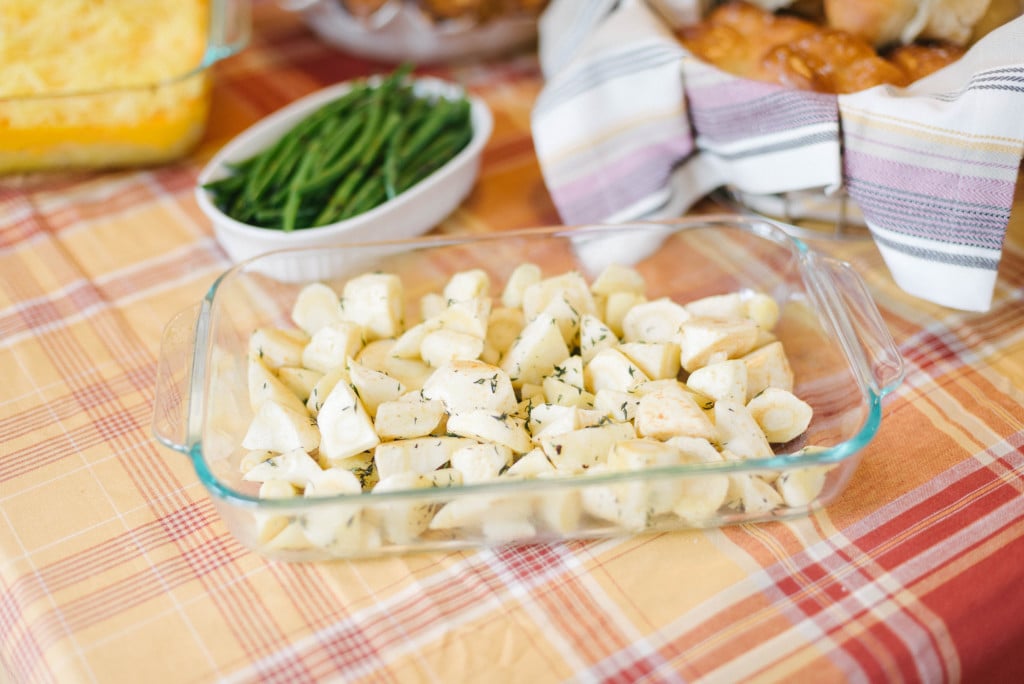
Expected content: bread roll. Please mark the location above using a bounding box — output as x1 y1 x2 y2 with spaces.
824 0 1021 47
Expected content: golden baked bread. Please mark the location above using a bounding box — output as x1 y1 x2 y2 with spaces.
678 1 966 94
824 0 1022 47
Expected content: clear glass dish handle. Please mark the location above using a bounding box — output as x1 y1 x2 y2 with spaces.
152 304 203 454
205 0 253 65
805 253 905 397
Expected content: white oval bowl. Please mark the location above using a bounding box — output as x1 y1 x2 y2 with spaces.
196 76 493 264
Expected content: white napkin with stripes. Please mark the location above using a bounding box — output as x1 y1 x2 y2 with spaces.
531 0 1024 311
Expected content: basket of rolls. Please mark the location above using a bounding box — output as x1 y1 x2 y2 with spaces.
531 0 1024 312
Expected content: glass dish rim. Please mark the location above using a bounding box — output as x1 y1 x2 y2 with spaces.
184 215 890 510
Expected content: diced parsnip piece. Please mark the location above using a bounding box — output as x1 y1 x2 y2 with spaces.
436 297 491 338
301 321 364 374
239 449 274 474
505 448 555 477
533 477 583 534
339 272 404 341
685 293 745 320
579 314 618 364
502 263 542 309
634 379 714 409
291 282 343 336
621 298 691 343
590 263 646 296
250 327 308 370
747 387 813 443
370 472 436 545
579 464 649 530
527 403 576 438
302 468 366 550
446 410 533 454
665 436 730 524
551 355 585 389
316 380 380 465
487 307 525 355
256 479 299 544
665 435 722 464
347 359 406 417
725 474 783 514
420 329 484 367
607 439 685 515
521 271 597 324
520 382 546 403
374 397 446 440
677 316 759 372
249 356 308 414
604 291 645 338
744 293 780 331
444 268 490 302
306 366 348 416
243 447 324 488
262 521 315 551
421 359 518 415
714 400 773 459
373 436 479 480
593 389 639 423
429 496 533 535
333 451 378 490
539 293 585 345
500 313 570 388
356 339 434 391
424 467 463 488
618 341 681 380
539 422 637 473
390 319 439 358
584 348 649 393
276 366 322 405
242 400 320 454
420 292 446 320
542 376 595 408
741 341 795 400
634 389 716 441
775 464 830 507
686 359 748 404
451 442 513 484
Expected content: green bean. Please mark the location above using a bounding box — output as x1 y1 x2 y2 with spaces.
399 97 453 162
282 141 320 232
340 175 386 220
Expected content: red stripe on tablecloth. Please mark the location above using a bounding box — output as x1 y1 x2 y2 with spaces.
287 553 518 680
0 207 43 247
0 504 221 682
0 400 154 483
93 242 224 302
37 178 159 234
924 516 1024 682
636 447 1024 680
147 164 200 197
0 582 56 684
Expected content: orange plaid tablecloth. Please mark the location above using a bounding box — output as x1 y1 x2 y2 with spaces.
2 5 1024 683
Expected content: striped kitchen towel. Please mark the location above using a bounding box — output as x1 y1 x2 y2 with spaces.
531 0 1024 312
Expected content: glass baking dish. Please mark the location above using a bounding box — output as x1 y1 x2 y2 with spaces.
153 216 904 561
0 0 250 174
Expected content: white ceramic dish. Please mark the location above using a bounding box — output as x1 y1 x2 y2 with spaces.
281 0 541 63
196 76 493 264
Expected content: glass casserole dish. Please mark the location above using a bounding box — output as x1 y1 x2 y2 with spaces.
153 216 905 561
0 0 250 174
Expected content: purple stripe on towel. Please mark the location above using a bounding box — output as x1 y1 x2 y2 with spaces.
551 138 693 224
686 84 838 142
844 149 1016 249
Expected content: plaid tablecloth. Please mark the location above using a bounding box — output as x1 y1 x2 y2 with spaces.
2 4 1023 683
